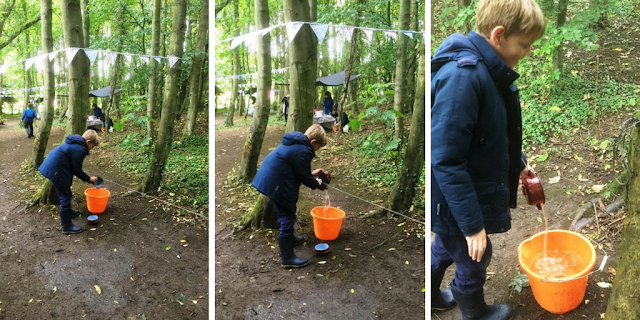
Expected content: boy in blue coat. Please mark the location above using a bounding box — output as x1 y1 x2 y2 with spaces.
39 130 100 234
252 124 328 268
431 0 545 319
21 103 36 138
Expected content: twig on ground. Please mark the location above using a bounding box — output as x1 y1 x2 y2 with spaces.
593 202 600 234
606 215 626 227
570 198 599 231
367 232 399 253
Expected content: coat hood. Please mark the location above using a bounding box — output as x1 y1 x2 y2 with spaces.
432 33 481 60
65 134 89 154
282 131 310 146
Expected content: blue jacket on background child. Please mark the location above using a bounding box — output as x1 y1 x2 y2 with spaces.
251 124 327 268
21 104 36 138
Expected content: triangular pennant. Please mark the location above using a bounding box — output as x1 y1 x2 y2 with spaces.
66 48 80 63
153 56 162 63
363 29 374 43
260 25 277 36
107 52 118 64
230 35 246 50
123 53 132 64
25 57 36 71
140 55 149 64
48 50 58 62
168 56 180 68
402 31 414 39
0 64 9 74
286 22 305 43
85 50 99 64
341 26 355 41
384 30 397 39
310 23 329 44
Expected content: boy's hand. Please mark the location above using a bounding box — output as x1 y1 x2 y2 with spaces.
316 178 327 190
312 169 323 176
519 167 530 195
88 176 98 183
465 229 487 262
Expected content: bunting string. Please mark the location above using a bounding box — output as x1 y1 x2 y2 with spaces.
216 21 425 49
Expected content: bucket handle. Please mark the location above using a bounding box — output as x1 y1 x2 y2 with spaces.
540 238 608 283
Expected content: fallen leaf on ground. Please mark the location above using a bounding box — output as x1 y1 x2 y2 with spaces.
596 282 612 288
94 285 101 294
350 289 355 293
166 246 171 251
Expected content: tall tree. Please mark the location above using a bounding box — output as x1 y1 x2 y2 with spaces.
183 0 209 138
0 0 41 52
80 0 89 47
22 0 31 110
382 42 425 215
284 0 317 133
31 0 55 169
239 0 271 182
141 0 188 193
392 0 411 142
553 0 568 73
223 0 240 127
146 0 162 140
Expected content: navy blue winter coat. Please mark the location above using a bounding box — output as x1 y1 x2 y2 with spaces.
21 108 35 122
251 132 321 211
39 134 91 189
431 31 525 237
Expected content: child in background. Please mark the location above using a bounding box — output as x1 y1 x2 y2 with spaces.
251 124 328 268
431 0 545 318
21 103 36 138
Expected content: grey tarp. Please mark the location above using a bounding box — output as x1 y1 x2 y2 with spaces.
88 86 123 97
315 71 361 86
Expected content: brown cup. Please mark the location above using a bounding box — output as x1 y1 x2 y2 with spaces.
523 168 545 210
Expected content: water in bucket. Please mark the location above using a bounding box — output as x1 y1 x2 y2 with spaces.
533 249 585 279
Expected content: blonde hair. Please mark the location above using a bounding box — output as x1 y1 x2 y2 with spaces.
304 124 327 147
476 0 546 39
82 129 101 146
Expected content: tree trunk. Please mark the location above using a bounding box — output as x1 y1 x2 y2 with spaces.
105 16 124 135
392 0 411 142
239 194 279 230
338 27 358 137
146 0 162 140
239 0 271 182
404 0 419 113
60 0 90 135
31 0 55 169
141 0 187 193
22 1 31 109
383 42 425 214
553 0 568 73
284 0 317 133
458 0 471 34
224 1 240 127
182 0 208 138
81 0 89 47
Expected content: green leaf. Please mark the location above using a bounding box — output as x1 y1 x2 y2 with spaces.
536 154 549 162
536 217 543 223
549 106 561 112
509 271 530 293
140 137 152 147
177 293 184 301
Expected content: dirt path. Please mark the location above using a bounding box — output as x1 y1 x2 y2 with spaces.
0 117 208 319
214 115 426 319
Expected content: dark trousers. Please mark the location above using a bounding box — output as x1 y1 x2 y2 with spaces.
284 114 288 123
273 201 296 238
52 183 73 214
24 121 33 136
431 233 493 295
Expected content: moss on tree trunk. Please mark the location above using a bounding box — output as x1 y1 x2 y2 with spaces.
239 194 279 230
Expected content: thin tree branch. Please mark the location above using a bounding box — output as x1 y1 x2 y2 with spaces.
215 0 232 14
0 15 40 51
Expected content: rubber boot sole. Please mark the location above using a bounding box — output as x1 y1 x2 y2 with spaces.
281 261 309 268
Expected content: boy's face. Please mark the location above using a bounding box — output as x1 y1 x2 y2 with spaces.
488 26 539 68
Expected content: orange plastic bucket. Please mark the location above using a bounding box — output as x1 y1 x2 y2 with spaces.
310 206 345 241
517 230 596 314
85 188 111 214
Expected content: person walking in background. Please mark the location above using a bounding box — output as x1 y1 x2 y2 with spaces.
21 103 36 138
322 91 333 115
282 94 289 123
431 0 545 318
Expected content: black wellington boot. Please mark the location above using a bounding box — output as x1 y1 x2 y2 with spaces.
60 209 83 234
451 288 514 320
293 235 305 246
278 235 308 268
431 269 456 311
71 209 82 218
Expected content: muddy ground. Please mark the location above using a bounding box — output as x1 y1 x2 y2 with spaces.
0 117 208 319
214 115 426 319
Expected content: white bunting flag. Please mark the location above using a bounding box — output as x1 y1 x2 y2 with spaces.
140 55 149 64
341 26 355 41
25 57 36 71
403 31 414 39
85 50 99 64
107 51 118 64
230 35 246 50
123 53 132 64
153 56 161 64
48 50 58 62
66 48 80 63
286 22 305 43
168 56 180 68
261 25 277 36
384 30 397 39
0 64 9 74
310 23 329 44
363 29 374 43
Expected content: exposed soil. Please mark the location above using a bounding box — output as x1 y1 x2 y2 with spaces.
0 117 208 319
432 23 640 320
214 115 426 319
